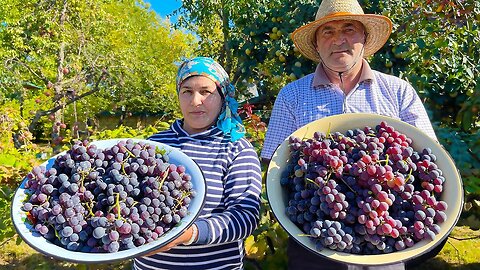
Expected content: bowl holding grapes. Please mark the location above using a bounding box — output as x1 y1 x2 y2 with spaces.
12 138 206 263
266 113 463 266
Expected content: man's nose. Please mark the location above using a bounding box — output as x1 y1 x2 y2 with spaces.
332 31 346 45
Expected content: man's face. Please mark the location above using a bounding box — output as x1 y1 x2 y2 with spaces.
315 20 366 71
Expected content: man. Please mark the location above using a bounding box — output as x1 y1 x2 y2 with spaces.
261 0 442 269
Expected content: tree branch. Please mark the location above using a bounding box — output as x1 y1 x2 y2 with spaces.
220 2 232 74
28 70 106 133
4 57 49 85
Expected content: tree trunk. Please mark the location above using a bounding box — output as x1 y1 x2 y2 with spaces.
219 1 232 74
52 0 68 152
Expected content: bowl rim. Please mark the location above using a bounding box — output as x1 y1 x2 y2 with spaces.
265 113 464 266
11 138 207 264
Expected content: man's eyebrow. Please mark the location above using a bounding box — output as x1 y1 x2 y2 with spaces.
320 22 358 31
343 22 356 28
320 25 334 31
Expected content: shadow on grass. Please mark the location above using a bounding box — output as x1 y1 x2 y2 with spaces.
409 257 480 270
0 253 133 270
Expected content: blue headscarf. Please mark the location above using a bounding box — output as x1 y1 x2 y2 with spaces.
176 57 245 142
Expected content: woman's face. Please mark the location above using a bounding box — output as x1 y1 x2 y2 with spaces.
178 75 223 135
315 20 366 72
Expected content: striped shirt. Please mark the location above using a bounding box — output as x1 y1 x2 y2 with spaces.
261 60 437 160
134 120 262 270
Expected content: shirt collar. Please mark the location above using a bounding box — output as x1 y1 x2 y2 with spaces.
312 59 374 88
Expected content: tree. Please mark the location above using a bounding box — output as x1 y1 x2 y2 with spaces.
378 0 480 225
175 0 321 103
0 0 194 144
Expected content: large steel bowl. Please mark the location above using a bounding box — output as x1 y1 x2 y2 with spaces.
266 113 463 266
12 138 206 264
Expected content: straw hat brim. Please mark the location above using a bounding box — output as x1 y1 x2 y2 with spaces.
292 13 393 62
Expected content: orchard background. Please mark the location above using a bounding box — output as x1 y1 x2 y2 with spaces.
0 0 479 269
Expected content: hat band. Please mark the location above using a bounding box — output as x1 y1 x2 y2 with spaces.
318 12 365 20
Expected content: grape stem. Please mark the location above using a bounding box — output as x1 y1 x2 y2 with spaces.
405 168 413 183
110 192 127 222
375 154 389 166
305 178 321 188
158 171 168 189
327 123 334 141
155 146 168 156
119 145 135 158
173 191 191 211
78 167 93 189
121 160 128 175
84 199 95 217
338 175 358 195
325 171 332 182
297 233 316 237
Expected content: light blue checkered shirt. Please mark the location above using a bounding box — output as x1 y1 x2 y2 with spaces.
261 60 437 160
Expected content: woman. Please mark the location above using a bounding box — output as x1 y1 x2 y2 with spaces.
133 57 262 270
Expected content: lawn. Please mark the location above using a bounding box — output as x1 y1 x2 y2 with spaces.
0 226 478 270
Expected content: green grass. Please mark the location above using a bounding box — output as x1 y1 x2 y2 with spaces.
410 226 480 270
0 238 131 270
0 226 478 270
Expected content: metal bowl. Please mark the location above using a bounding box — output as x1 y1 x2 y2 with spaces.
11 138 206 264
266 113 463 266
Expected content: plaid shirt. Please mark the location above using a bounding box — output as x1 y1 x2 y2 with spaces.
261 60 437 160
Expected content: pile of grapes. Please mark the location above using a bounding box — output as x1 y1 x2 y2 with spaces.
281 121 449 255
21 139 196 253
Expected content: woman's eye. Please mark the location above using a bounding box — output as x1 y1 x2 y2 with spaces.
201 90 213 96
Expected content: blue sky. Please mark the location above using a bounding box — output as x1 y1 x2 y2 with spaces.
145 0 182 22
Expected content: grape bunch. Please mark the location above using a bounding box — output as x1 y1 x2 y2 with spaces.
22 139 196 253
282 121 448 255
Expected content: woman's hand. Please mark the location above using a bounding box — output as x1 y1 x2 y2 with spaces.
144 224 197 256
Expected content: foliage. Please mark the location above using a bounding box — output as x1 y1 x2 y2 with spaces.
238 102 267 152
0 186 17 246
374 0 480 224
88 121 171 141
0 101 42 185
229 0 319 99
373 0 480 219
237 108 289 269
0 0 194 143
244 184 289 270
379 0 480 132
0 102 44 244
175 0 319 101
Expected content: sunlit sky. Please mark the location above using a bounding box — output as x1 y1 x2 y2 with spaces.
145 0 181 22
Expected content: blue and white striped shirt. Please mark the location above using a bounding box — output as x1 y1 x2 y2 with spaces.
261 60 437 160
134 120 262 270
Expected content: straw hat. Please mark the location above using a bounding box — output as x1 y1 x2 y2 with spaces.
292 0 392 62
